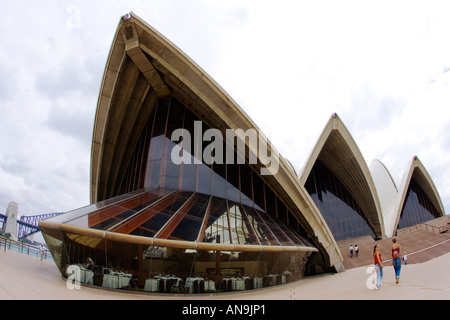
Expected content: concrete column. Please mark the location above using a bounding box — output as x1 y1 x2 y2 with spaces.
5 202 18 241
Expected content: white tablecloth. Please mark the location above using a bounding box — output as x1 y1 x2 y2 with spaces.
102 273 132 289
185 277 204 294
204 280 216 291
144 278 160 292
231 278 245 291
67 264 94 285
253 277 263 289
265 274 277 286
152 276 183 292
79 268 94 285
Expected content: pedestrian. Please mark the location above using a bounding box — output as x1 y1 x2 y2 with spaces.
391 238 402 284
373 244 383 289
403 251 408 265
39 244 46 261
84 257 94 270
349 244 354 258
355 244 359 257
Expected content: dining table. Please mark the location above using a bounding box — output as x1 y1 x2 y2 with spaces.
144 278 160 292
185 277 205 294
204 279 216 292
67 264 94 285
231 278 245 291
264 274 278 287
253 276 263 289
102 272 132 289
155 275 183 292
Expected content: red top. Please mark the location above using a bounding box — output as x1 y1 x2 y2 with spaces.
374 253 382 265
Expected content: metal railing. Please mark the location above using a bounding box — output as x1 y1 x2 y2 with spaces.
0 237 53 260
398 222 448 235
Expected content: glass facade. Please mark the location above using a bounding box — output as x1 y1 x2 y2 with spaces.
41 96 317 294
398 179 441 229
119 96 307 237
43 225 311 293
61 187 310 248
305 160 376 241
39 13 447 297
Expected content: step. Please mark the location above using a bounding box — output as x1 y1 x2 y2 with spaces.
340 230 450 269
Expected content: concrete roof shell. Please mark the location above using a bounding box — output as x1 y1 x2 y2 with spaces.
299 113 386 239
369 159 400 238
86 13 344 271
370 159 399 211
383 156 446 237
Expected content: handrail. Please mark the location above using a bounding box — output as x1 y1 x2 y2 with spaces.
0 236 52 260
398 222 448 235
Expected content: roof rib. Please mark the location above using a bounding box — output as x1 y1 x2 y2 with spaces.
299 113 385 239
384 156 446 237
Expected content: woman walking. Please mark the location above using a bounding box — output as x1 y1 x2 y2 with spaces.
391 238 402 284
373 244 383 289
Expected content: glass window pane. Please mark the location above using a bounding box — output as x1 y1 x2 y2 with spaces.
241 206 279 246
240 165 253 207
304 160 375 241
181 160 196 192
211 163 226 199
399 179 440 229
132 192 192 237
161 100 184 189
197 164 212 195
170 194 210 241
255 208 293 246
203 197 230 244
226 164 240 203
252 174 265 211
163 138 181 189
227 201 258 245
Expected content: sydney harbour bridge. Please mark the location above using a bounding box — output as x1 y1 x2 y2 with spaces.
0 210 63 240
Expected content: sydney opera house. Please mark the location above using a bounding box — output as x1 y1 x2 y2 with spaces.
39 13 446 294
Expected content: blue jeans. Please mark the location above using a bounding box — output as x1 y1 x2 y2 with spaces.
375 264 383 287
392 258 402 278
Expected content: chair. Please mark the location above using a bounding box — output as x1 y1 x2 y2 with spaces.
171 278 182 293
128 276 138 290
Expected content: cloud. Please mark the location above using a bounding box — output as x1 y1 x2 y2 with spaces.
45 102 94 146
0 0 449 221
343 83 407 134
35 56 100 99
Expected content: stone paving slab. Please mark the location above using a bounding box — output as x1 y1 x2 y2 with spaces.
0 249 449 300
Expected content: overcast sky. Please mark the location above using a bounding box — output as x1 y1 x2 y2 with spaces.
1 0 449 220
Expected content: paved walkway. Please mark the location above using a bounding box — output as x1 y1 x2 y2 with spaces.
0 249 449 300
338 217 450 270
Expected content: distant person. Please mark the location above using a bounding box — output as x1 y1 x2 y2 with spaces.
373 244 383 289
349 244 354 258
84 257 94 270
391 238 402 284
403 251 408 265
355 244 359 257
39 244 46 261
